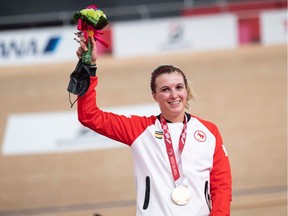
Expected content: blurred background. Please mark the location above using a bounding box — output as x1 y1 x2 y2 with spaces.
0 0 287 215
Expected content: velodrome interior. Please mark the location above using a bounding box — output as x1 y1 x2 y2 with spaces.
0 44 286 215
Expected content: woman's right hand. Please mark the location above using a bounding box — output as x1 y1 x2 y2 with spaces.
76 34 98 65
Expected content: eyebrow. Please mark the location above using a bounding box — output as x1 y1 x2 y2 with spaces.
159 83 184 90
159 86 169 91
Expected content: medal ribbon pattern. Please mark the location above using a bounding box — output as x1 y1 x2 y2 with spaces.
160 115 187 182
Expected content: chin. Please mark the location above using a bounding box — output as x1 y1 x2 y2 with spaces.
171 105 184 112
169 109 184 117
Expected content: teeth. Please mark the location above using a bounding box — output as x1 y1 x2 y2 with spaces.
169 101 180 105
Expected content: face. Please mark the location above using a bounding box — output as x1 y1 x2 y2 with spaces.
152 71 188 123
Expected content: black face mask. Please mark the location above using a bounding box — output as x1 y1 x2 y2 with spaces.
67 59 90 107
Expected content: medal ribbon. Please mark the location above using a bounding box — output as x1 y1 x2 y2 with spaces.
160 114 187 182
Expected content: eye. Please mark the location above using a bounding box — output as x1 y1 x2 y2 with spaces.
161 87 169 92
176 85 184 90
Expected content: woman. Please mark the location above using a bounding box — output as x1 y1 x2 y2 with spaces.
75 36 232 216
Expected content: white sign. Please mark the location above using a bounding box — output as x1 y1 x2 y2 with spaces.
2 103 160 156
0 26 78 67
260 9 288 45
113 14 238 57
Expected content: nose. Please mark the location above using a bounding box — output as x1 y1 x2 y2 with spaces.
170 89 177 99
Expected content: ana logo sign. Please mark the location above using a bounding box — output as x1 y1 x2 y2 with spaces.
43 37 61 53
0 36 61 58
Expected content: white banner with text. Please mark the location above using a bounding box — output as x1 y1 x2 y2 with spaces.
113 14 238 57
2 103 160 155
0 26 77 67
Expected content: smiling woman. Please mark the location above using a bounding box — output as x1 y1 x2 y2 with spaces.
0 42 285 216
150 65 194 123
72 35 232 216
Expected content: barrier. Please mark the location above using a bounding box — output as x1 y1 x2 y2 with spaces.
182 0 287 44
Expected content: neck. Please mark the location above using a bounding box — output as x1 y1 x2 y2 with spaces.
162 112 186 123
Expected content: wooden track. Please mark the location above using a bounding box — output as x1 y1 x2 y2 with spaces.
0 45 286 215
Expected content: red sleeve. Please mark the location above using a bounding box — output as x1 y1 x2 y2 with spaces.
195 117 232 215
77 76 156 146
209 125 232 216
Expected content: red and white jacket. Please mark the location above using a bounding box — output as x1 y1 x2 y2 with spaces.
78 76 232 216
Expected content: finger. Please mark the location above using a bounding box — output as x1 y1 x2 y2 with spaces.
90 36 96 47
79 40 88 51
90 37 97 55
76 47 83 59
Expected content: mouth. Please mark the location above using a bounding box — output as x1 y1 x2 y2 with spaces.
168 100 181 105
